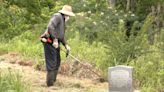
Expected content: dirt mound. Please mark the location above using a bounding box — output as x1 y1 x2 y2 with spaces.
0 52 33 66
0 52 104 80
59 61 102 80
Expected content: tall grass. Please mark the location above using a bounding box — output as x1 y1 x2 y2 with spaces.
0 26 107 70
0 70 30 92
130 51 164 91
66 31 107 64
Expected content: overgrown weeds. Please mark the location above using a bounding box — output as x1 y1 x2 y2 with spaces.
0 69 31 92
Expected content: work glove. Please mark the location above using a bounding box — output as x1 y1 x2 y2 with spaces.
40 31 49 43
52 39 59 48
65 44 70 57
40 38 47 43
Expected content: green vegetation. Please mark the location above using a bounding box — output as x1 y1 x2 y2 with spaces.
0 70 30 92
0 0 163 91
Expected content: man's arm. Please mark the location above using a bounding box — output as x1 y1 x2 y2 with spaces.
61 37 70 57
61 37 67 47
40 29 48 38
47 14 60 40
40 14 59 39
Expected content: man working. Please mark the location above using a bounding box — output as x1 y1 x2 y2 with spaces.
40 5 75 86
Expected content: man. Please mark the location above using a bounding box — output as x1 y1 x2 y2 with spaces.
40 5 75 86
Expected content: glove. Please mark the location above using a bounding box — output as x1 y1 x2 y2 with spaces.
65 44 70 57
66 49 69 57
40 38 47 43
52 39 58 48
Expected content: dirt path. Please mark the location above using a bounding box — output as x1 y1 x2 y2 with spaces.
0 53 108 92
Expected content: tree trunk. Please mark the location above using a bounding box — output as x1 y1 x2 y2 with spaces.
109 0 116 9
126 0 136 12
126 0 130 11
149 3 163 44
148 6 156 45
156 3 162 41
130 0 135 12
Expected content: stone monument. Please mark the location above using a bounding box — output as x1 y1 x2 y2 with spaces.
108 65 133 92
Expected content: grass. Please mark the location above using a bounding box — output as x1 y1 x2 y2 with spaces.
0 30 107 70
0 25 163 91
84 87 108 92
0 69 31 92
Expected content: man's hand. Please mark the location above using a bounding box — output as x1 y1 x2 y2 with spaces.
65 44 70 57
40 38 47 43
52 39 58 48
65 44 70 51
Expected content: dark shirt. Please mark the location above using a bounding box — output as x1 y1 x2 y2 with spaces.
47 13 66 46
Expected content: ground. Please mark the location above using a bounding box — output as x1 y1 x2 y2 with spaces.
0 52 108 92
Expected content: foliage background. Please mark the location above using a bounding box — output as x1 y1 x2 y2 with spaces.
0 0 163 91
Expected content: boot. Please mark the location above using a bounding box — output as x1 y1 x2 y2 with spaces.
46 71 55 87
54 70 58 82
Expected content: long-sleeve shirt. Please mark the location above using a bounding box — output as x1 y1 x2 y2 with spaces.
46 13 66 46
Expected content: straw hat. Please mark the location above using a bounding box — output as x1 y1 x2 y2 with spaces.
58 5 75 16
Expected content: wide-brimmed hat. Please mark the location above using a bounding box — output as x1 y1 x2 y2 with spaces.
58 5 75 16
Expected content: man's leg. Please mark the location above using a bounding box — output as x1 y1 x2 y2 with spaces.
54 48 61 82
53 70 58 82
46 70 55 86
44 43 57 86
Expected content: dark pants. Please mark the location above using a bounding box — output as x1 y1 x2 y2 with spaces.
43 43 61 71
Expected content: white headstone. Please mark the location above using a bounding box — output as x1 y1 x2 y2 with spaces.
108 65 133 92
